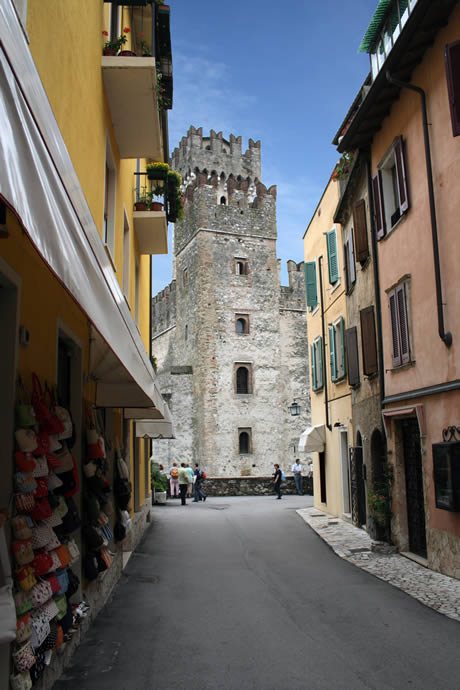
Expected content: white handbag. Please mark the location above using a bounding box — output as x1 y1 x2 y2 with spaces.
55 406 73 440
15 429 38 453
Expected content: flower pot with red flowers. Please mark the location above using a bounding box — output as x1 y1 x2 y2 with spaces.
120 50 137 57
102 27 132 56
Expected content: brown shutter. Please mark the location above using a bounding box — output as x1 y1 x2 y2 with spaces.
372 171 386 240
396 284 410 364
388 289 401 367
394 137 409 214
353 198 369 262
346 327 360 387
445 40 460 137
360 306 378 376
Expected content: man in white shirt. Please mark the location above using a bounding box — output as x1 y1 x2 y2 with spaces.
291 459 303 495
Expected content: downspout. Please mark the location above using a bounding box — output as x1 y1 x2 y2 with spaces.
366 153 385 405
386 72 452 348
318 256 332 431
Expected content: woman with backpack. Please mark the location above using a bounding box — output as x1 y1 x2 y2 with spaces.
169 461 180 498
273 463 283 500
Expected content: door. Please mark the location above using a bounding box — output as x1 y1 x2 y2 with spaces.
350 446 366 527
402 419 427 558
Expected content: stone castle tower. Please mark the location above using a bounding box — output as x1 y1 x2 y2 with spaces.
151 127 310 476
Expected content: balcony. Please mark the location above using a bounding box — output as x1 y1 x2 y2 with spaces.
101 55 162 159
132 174 168 254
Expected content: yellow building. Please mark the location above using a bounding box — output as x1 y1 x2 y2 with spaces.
0 1 174 685
302 177 353 518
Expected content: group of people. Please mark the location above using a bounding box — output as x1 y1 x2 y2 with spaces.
164 461 206 505
273 458 313 499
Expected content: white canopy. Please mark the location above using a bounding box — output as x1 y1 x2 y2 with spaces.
135 420 175 439
299 425 326 453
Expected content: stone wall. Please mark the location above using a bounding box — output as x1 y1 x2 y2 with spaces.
202 475 313 496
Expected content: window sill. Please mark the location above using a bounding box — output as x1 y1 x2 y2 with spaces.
380 210 407 241
388 360 415 373
309 305 320 316
330 279 341 294
313 387 324 393
332 375 347 385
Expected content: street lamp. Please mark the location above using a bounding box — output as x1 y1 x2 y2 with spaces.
288 400 301 416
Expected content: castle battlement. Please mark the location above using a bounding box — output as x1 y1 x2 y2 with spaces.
151 280 176 337
171 126 261 182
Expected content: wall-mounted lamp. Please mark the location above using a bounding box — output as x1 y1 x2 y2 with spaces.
288 400 301 416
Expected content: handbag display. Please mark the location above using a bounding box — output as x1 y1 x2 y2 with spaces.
48 435 62 452
32 477 48 498
66 568 80 598
16 613 32 643
30 524 55 551
15 429 38 454
14 473 37 495
30 608 50 649
31 455 49 478
66 539 80 564
53 594 68 620
56 569 69 594
42 509 62 529
33 432 51 456
12 640 36 672
11 516 33 541
31 551 53 577
47 472 63 491
87 428 106 459
43 532 61 552
29 651 46 684
53 444 74 474
12 540 35 567
55 406 73 440
43 573 60 596
15 493 36 514
14 590 32 616
30 498 52 522
54 544 71 568
31 373 52 427
10 670 33 690
30 580 52 608
40 597 59 622
15 452 36 474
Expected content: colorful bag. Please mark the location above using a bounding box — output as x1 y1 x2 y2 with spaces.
32 478 48 498
15 493 35 514
101 523 113 543
48 435 62 452
40 597 59 622
30 608 50 649
42 509 62 530
39 623 58 651
54 545 71 569
14 590 32 616
12 540 34 567
31 456 49 478
43 532 61 552
87 429 106 459
14 473 37 495
10 670 33 690
46 452 61 471
30 498 52 522
53 594 68 620
66 539 80 564
43 573 60 596
55 406 73 441
15 452 36 474
15 429 38 454
16 613 32 643
47 472 63 491
29 651 46 684
33 432 50 456
48 550 62 572
31 551 53 577
53 444 74 474
12 640 36 672
11 516 33 541
30 524 54 551
30 580 52 608
55 569 69 594
66 569 80 598
56 495 68 519
15 405 36 429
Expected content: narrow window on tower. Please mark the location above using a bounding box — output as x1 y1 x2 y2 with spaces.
235 258 249 275
235 314 249 335
238 428 252 454
234 363 253 394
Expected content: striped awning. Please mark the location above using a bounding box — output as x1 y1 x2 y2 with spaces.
359 0 393 53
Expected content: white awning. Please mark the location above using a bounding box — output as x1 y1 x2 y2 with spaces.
135 420 175 439
299 425 326 453
0 2 167 416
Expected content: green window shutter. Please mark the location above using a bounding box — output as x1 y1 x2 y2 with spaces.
339 316 346 378
317 337 324 389
329 325 337 381
311 342 317 390
326 229 339 284
304 261 318 309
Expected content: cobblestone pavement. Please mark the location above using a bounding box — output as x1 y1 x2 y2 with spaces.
297 507 460 623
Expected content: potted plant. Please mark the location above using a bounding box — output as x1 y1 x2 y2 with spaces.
139 33 152 57
133 186 151 211
368 488 391 541
151 462 168 504
150 183 165 211
146 161 169 181
102 27 135 56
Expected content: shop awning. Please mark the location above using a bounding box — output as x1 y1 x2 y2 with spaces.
0 2 167 416
135 420 175 439
299 425 326 453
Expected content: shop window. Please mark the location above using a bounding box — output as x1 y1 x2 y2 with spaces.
373 136 409 240
235 364 252 394
235 314 249 334
238 428 252 454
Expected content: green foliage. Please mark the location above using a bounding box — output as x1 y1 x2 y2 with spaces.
331 151 355 182
151 462 168 492
368 462 393 525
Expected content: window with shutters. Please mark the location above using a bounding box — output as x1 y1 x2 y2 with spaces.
346 327 360 387
445 41 460 137
235 363 253 394
360 306 378 376
343 229 356 295
372 137 409 240
329 317 346 382
311 336 324 392
388 283 411 368
353 199 369 263
304 261 318 310
326 228 339 285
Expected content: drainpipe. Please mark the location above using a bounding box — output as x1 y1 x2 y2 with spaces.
318 256 332 431
386 72 452 348
366 153 385 405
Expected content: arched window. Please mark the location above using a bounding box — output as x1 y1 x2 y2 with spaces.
236 318 245 333
236 261 244 275
239 432 249 454
220 196 226 205
235 315 249 334
236 366 249 393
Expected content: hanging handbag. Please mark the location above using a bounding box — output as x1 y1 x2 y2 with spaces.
42 385 65 435
12 640 36 672
14 590 32 616
30 580 52 608
53 594 68 620
47 472 63 492
42 509 62 530
66 539 80 564
46 452 61 471
31 551 53 577
32 477 48 498
43 573 60 596
30 524 55 551
12 540 35 567
15 429 38 454
29 651 46 684
83 525 104 550
10 670 33 690
53 623 63 649
43 532 61 552
55 569 69 594
55 406 73 441
33 432 50 456
48 435 62 452
15 452 36 474
15 493 35 514
101 523 113 542
15 404 36 428
66 568 80 598
11 516 33 541
31 455 49 478
16 612 32 643
54 544 71 569
30 608 50 649
83 553 99 581
40 597 59 622
53 444 74 474
102 499 114 517
39 623 58 651
14 473 37 495
60 497 81 534
30 497 52 522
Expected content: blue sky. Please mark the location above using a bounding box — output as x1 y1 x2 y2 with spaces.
152 0 378 293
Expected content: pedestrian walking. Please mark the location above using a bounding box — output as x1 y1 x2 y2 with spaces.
291 458 303 495
193 463 206 502
178 462 189 505
273 463 282 499
169 461 180 498
307 458 313 478
185 463 194 498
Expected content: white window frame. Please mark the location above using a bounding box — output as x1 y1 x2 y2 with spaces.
122 207 130 303
104 136 117 260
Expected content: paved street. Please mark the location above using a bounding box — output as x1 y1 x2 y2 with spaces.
54 496 460 690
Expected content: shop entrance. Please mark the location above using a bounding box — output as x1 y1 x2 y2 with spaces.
401 418 427 558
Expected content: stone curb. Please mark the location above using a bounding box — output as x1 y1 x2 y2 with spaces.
297 507 460 623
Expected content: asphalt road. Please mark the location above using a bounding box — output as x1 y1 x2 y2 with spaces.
53 496 460 690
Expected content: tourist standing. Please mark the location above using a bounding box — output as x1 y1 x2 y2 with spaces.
185 463 194 498
169 461 180 498
178 462 189 505
193 463 206 502
273 463 282 500
291 458 303 495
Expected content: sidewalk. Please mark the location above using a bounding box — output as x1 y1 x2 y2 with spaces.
297 507 460 623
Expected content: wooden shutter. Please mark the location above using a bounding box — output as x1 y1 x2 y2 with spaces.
304 261 318 309
329 325 337 381
326 229 339 284
353 199 369 262
346 327 360 387
310 343 317 391
396 284 410 364
339 316 347 378
343 241 350 294
372 171 386 240
317 337 324 389
394 136 409 214
348 229 356 285
445 40 460 137
360 306 378 376
388 289 401 367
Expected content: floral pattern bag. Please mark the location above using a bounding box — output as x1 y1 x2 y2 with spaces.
30 608 50 649
12 640 36 672
12 540 34 567
30 580 53 608
16 613 32 643
11 516 33 541
9 670 33 690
